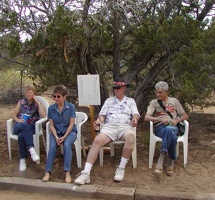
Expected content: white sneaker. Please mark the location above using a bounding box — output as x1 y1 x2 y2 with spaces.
74 171 90 185
29 148 40 162
19 159 27 171
114 167 125 182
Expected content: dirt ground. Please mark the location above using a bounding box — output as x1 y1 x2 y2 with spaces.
0 96 215 197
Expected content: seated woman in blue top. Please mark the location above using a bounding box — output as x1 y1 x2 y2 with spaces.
13 85 46 171
42 85 77 183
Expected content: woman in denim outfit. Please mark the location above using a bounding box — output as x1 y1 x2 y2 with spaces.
13 85 46 171
42 85 77 183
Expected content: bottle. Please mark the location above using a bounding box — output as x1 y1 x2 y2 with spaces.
95 122 100 134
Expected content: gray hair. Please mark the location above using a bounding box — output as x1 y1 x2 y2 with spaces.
155 81 169 91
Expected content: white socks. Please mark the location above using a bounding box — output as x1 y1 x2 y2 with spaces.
118 157 129 169
29 147 40 162
19 158 26 171
83 162 93 175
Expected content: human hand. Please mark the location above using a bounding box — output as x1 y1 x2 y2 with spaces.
171 119 178 126
55 137 61 146
17 118 25 123
32 95 39 104
94 119 100 130
131 119 138 127
59 136 66 144
161 118 170 126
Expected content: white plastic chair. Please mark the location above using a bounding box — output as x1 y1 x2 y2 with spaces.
99 128 137 168
148 120 189 168
7 96 49 163
46 111 88 168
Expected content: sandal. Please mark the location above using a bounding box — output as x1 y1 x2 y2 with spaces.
154 166 163 175
166 167 174 176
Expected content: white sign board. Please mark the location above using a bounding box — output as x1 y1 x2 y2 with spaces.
77 74 101 106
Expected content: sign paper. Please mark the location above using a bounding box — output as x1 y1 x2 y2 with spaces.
77 75 101 105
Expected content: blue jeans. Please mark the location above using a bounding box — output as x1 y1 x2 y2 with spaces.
155 124 179 160
46 131 77 172
13 122 35 159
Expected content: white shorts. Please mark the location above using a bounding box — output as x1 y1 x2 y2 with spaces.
100 124 135 141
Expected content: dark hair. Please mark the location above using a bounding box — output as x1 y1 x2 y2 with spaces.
53 85 68 96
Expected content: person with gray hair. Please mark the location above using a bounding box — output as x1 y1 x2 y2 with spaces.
144 81 188 176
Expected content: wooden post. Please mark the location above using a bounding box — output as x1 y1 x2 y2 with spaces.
89 105 96 141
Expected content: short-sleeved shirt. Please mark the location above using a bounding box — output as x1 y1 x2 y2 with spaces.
147 97 185 124
48 101 77 134
99 96 140 125
18 98 40 124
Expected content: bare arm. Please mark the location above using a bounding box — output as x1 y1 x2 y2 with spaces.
178 112 189 122
144 113 163 123
12 101 23 123
131 113 140 127
94 115 106 129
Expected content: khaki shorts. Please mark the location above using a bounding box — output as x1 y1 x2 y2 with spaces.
100 124 135 141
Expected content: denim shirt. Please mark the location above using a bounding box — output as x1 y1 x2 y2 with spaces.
17 98 40 124
48 101 77 134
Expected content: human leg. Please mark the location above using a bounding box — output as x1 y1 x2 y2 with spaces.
114 129 135 181
166 158 174 176
63 131 77 183
155 125 178 175
43 134 57 182
154 124 166 174
74 133 111 185
14 123 28 159
16 123 40 162
14 123 28 171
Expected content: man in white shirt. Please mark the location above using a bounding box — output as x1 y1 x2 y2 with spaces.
74 78 140 184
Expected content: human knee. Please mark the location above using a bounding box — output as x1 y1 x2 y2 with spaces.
92 136 103 147
124 131 136 144
124 131 136 149
92 134 107 148
63 141 72 150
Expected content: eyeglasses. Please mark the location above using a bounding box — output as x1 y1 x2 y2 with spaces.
52 95 62 99
113 86 123 90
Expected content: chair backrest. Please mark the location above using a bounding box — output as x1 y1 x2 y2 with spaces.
75 112 88 129
35 96 49 117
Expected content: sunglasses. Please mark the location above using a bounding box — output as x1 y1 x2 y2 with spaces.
113 86 123 90
52 95 62 99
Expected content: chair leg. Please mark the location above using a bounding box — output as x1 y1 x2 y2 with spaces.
176 142 179 158
60 145 64 154
81 136 86 157
33 135 40 164
42 134 47 154
110 143 114 157
74 141 82 168
8 137 12 161
132 140 137 168
183 141 188 168
149 140 156 168
99 147 104 167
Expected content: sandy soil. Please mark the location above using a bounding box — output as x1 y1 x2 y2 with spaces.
0 96 215 198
